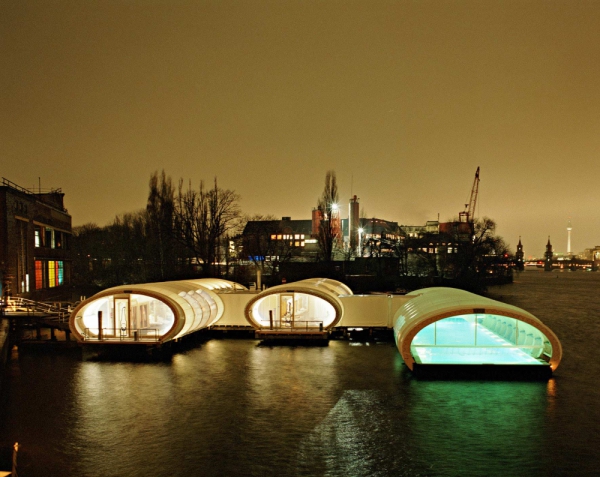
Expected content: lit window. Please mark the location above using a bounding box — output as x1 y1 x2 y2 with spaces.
35 261 43 289
34 227 41 247
294 234 300 239
270 234 276 240
295 241 299 247
277 235 282 240
300 234 305 239
48 261 56 288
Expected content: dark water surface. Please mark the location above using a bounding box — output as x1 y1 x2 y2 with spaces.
1 270 599 476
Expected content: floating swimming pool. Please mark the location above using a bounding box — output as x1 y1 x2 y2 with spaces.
412 316 545 365
394 288 562 372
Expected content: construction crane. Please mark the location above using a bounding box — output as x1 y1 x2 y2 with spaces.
459 167 480 223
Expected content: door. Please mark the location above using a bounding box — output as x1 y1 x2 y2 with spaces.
280 294 294 328
115 297 129 338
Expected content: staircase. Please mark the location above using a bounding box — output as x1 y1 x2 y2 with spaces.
1 297 73 323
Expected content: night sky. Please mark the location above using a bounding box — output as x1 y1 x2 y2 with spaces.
2 1 599 257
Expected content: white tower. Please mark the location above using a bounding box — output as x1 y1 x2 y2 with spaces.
567 218 572 255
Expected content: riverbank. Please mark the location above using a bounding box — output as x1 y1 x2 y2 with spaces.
0 319 10 392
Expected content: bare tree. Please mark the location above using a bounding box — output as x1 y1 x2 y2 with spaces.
447 217 511 290
146 171 176 280
316 170 340 262
175 178 241 277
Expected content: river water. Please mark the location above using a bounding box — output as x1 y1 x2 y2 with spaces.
1 270 599 476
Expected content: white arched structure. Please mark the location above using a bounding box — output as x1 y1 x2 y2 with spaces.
69 278 563 377
244 278 352 331
393 287 562 371
69 279 246 343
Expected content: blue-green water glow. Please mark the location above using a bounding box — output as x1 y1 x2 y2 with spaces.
1 271 599 476
412 316 546 365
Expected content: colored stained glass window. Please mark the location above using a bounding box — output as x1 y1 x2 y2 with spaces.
48 261 56 288
35 261 43 289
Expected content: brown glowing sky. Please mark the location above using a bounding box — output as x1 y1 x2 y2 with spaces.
2 1 599 257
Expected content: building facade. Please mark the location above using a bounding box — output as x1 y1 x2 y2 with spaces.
241 217 316 263
0 178 72 297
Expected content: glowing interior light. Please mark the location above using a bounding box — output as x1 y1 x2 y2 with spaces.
410 314 549 365
251 292 336 329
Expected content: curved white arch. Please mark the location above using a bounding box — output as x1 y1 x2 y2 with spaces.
69 279 246 343
244 279 350 330
393 287 562 371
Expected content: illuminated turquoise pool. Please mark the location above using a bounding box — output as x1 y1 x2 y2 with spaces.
411 316 548 365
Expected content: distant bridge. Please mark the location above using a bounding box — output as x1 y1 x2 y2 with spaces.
523 260 597 270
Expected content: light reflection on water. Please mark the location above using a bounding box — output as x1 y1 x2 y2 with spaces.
1 271 599 476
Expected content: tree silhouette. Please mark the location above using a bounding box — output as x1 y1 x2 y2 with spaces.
316 170 340 262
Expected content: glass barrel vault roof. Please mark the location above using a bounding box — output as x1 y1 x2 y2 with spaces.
393 287 562 371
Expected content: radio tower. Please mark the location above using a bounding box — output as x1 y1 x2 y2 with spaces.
567 218 572 256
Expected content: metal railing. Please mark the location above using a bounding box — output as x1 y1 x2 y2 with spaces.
2 177 68 212
2 176 63 195
84 327 159 342
261 320 324 332
0 297 72 322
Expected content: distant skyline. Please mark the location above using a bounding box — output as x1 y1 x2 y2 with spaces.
2 1 599 257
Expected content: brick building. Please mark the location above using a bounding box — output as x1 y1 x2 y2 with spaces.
0 178 72 298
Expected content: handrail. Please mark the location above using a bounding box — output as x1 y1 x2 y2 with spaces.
411 344 545 349
1 177 68 212
2 176 62 195
261 320 324 332
0 297 73 322
84 327 160 342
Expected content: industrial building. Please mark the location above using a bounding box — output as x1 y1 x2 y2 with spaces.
241 216 318 263
0 178 72 298
240 200 402 263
